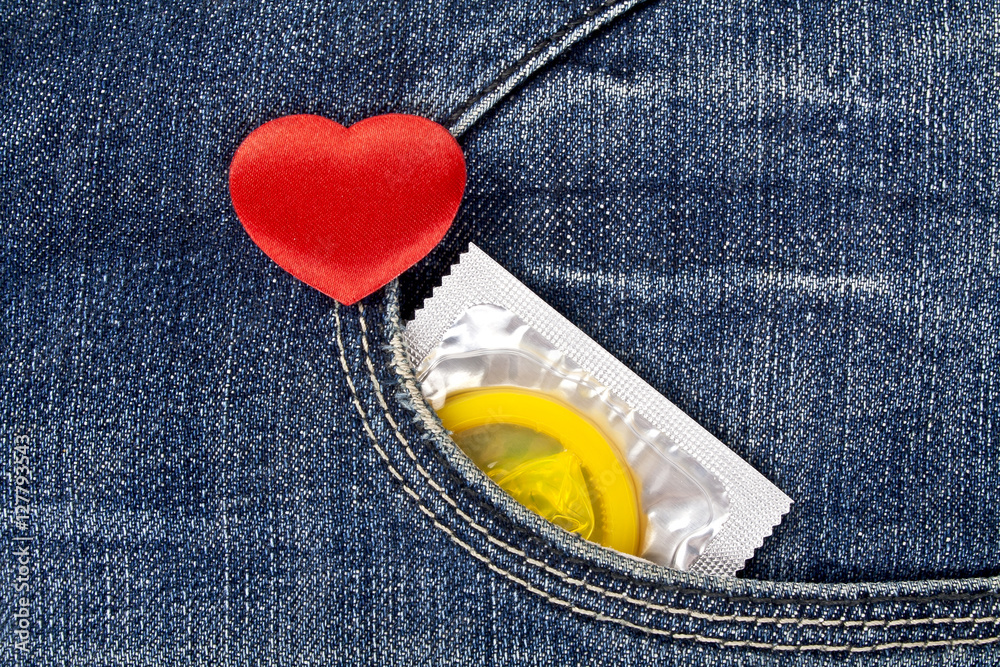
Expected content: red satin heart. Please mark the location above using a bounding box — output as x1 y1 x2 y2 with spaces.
229 114 466 305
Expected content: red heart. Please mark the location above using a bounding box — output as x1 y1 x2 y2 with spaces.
229 114 466 305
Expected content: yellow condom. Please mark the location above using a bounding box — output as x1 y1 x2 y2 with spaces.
437 387 642 556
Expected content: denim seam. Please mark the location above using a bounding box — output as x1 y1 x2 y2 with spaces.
444 0 654 138
335 302 1000 650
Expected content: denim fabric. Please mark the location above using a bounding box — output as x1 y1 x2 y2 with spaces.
403 0 1000 586
3 1 999 666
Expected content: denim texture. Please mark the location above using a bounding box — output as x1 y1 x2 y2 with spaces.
3 0 999 665
402 0 1000 586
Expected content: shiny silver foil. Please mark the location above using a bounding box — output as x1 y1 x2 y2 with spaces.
418 304 731 570
405 244 792 576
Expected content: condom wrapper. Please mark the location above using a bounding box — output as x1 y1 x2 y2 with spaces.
405 245 792 576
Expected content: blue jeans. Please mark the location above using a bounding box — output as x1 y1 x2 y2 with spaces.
3 0 998 663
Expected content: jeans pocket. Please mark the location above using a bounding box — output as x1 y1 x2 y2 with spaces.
331 282 1000 658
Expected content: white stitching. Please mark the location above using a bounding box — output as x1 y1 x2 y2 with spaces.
338 304 1000 650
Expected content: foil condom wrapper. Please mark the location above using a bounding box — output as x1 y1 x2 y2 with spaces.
404 244 791 576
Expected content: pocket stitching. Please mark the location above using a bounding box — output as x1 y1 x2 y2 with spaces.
334 301 1000 651
444 0 653 137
